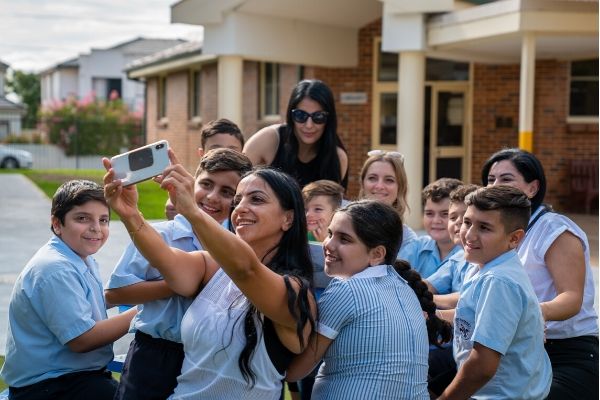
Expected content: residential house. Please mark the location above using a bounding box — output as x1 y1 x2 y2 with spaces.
40 37 186 112
128 0 599 223
0 60 25 139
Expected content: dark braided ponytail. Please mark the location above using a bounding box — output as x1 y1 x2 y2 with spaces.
340 200 452 346
393 260 452 346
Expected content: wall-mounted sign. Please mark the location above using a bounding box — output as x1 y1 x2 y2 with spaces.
340 92 368 105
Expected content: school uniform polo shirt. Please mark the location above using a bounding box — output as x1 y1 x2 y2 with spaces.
1 236 113 387
398 235 461 279
107 214 201 342
428 249 476 294
314 264 429 399
454 250 552 399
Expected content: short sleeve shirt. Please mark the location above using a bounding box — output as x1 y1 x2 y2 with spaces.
453 250 552 399
1 236 113 387
398 235 460 278
518 209 598 338
314 265 429 400
428 249 475 294
106 214 199 342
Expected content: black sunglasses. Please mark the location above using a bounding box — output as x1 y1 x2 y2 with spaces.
291 109 329 125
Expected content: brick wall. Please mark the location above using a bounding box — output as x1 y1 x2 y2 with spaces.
141 31 597 212
472 61 598 211
145 70 202 173
310 19 382 198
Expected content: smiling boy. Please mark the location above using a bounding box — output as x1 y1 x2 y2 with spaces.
105 148 252 400
1 180 136 400
197 118 245 157
399 178 463 278
427 184 479 305
438 186 551 400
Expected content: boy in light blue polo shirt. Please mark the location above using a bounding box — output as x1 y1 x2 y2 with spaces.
427 184 479 309
438 186 551 400
105 148 252 400
399 178 463 278
1 180 136 400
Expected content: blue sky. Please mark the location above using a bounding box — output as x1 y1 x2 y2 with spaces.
0 0 203 72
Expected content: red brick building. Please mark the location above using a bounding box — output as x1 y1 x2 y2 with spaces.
127 0 598 227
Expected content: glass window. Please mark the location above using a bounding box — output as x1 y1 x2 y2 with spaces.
260 62 280 117
437 92 464 146
378 47 399 82
376 42 470 82
569 59 598 117
189 70 201 118
436 158 462 180
426 59 469 81
158 76 167 119
379 93 398 145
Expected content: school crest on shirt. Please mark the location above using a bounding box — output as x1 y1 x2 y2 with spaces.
455 318 472 340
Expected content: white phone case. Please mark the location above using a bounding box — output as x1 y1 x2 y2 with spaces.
110 140 170 186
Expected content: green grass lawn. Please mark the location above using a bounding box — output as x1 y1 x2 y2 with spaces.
1 169 168 220
0 356 5 391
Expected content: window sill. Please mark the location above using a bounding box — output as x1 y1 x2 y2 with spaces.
188 116 202 129
260 114 283 125
567 116 598 125
157 117 169 129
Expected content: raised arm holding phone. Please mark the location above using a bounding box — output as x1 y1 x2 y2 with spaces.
103 150 316 399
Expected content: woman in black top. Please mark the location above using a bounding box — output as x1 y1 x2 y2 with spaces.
244 79 348 190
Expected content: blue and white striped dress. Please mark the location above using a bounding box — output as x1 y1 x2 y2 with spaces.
312 264 429 400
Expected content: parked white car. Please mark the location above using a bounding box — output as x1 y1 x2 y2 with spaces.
0 145 33 169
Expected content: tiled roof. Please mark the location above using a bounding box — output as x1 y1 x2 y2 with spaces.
126 41 203 71
0 97 25 111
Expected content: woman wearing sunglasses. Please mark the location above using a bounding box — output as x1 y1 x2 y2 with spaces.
244 79 348 190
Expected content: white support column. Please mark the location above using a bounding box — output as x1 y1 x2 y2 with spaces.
397 51 425 229
519 33 536 152
217 55 243 125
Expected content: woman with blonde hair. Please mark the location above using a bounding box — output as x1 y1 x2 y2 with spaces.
358 150 416 252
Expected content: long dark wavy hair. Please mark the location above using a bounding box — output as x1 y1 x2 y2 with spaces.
279 79 347 186
481 148 547 212
340 200 452 346
234 167 315 386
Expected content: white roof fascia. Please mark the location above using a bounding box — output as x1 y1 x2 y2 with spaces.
428 0 598 47
128 54 217 79
428 1 522 46
171 0 245 25
381 0 454 14
202 11 358 67
520 10 598 34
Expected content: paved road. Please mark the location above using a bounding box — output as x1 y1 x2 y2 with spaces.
0 173 598 355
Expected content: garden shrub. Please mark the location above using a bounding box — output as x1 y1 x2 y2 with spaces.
40 92 143 156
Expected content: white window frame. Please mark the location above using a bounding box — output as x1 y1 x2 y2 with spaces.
260 62 280 120
567 59 598 124
189 69 202 120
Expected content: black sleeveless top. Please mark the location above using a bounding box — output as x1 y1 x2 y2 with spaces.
271 125 348 189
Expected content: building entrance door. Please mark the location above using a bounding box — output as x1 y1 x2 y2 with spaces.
427 84 469 183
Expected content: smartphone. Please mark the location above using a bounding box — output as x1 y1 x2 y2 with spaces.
110 140 170 186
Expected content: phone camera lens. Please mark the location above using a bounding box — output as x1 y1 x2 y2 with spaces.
156 143 164 150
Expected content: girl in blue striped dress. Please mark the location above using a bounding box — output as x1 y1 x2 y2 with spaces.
287 200 451 399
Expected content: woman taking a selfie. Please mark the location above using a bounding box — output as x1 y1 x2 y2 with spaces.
103 152 316 399
244 79 348 190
